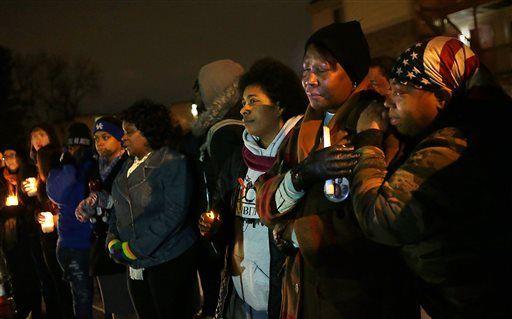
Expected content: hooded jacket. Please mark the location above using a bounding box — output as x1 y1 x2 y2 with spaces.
212 116 302 318
191 59 244 138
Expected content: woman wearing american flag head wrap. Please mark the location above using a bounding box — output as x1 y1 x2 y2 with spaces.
352 36 512 318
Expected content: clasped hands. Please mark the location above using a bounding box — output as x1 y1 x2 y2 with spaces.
291 144 360 191
75 191 111 222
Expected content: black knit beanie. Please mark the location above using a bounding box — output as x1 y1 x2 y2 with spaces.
66 122 92 146
305 21 370 85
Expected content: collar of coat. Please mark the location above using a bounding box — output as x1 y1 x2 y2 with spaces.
135 146 171 167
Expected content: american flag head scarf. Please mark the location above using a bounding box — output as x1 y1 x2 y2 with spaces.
390 36 480 96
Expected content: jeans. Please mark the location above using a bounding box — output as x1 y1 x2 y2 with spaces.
56 246 93 319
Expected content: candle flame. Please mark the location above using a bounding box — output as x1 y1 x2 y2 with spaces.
206 211 217 220
6 195 19 206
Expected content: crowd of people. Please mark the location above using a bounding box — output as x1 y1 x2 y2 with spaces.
1 21 511 319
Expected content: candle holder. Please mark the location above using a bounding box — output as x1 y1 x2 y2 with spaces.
24 177 38 197
5 195 18 207
40 212 55 233
323 125 350 203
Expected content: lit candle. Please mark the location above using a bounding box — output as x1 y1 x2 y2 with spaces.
323 126 335 196
24 177 38 197
5 195 18 206
206 210 217 220
40 212 55 233
204 210 219 253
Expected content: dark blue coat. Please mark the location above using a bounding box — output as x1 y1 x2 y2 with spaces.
46 155 93 250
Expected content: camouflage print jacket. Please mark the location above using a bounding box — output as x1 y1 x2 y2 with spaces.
351 127 512 318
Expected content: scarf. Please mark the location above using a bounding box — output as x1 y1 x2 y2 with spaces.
242 115 303 170
297 91 370 162
98 150 125 182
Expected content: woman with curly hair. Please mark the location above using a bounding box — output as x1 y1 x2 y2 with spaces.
199 57 307 319
106 99 198 319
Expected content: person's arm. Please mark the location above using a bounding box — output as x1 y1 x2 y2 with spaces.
106 203 119 245
254 130 304 227
46 164 78 205
351 128 466 246
127 156 192 258
256 144 357 224
198 151 240 242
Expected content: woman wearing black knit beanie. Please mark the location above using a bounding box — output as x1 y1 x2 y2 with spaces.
255 21 416 319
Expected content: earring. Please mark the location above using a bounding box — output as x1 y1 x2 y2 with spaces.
353 82 357 89
276 101 283 115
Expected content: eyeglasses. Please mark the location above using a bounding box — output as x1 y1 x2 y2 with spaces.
1 153 16 161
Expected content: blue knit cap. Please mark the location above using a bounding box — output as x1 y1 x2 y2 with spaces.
93 118 124 141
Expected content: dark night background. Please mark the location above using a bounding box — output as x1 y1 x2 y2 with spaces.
0 1 311 115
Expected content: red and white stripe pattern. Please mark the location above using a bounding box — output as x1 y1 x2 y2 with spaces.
391 36 479 95
423 36 479 95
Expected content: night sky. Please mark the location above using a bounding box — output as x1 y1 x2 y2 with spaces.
0 0 311 115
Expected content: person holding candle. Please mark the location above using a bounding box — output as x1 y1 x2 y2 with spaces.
198 58 307 319
27 123 75 319
106 100 198 319
183 59 245 318
351 37 512 318
255 22 415 319
28 123 61 164
0 146 43 318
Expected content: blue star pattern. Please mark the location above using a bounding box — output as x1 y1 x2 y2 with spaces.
391 40 438 91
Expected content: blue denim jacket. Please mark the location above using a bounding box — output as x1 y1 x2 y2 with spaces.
107 146 196 269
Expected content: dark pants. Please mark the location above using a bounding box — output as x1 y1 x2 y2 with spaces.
40 233 74 319
128 245 199 319
4 238 41 319
56 246 93 319
197 238 223 316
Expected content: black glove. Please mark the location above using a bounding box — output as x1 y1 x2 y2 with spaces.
291 145 359 191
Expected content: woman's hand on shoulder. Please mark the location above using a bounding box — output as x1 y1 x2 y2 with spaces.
357 102 389 133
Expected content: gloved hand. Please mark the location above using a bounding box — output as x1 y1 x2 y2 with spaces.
75 194 97 222
291 145 359 191
95 190 112 209
108 239 137 263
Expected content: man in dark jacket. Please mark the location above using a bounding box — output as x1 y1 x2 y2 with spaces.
76 116 135 318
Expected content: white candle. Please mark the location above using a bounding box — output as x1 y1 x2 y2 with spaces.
323 126 331 148
5 195 18 206
323 126 335 196
40 212 55 233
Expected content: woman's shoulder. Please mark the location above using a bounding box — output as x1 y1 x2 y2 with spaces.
157 147 188 170
422 127 468 150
